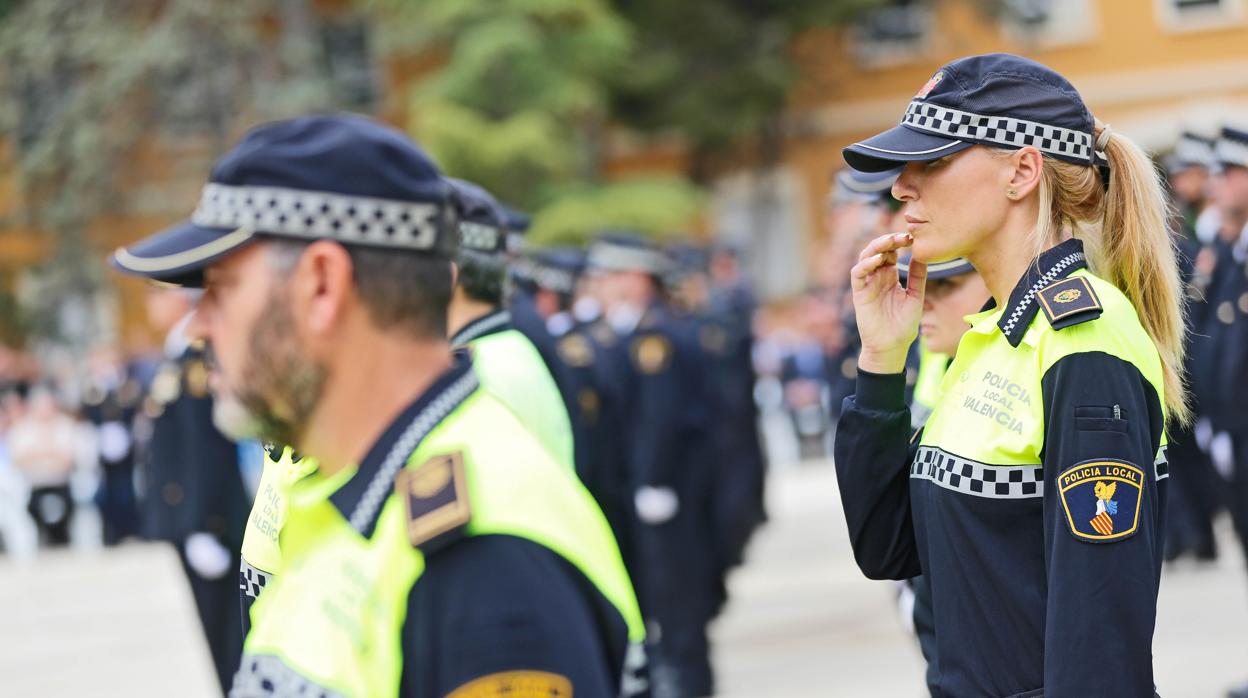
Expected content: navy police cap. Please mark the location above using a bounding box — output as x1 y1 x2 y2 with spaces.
587 231 672 276
898 254 975 283
1215 126 1248 170
445 177 508 258
1165 131 1216 174
834 166 901 204
112 114 458 286
844 54 1097 173
518 247 584 295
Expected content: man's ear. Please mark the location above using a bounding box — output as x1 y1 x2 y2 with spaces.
449 261 459 289
291 240 355 337
1008 146 1044 199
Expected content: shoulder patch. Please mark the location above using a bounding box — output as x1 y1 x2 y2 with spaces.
395 451 471 553
557 333 595 368
631 335 672 374
1037 276 1102 330
447 671 572 698
1057 458 1145 544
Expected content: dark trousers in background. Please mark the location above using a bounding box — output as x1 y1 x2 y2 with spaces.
1165 425 1220 559
1228 435 1248 567
180 551 244 696
96 462 140 545
27 485 74 546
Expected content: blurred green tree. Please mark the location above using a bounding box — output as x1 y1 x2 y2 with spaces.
606 0 889 181
367 0 705 246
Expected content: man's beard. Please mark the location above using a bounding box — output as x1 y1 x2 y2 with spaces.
211 287 327 449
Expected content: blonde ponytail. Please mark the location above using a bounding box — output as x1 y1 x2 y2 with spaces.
1024 123 1190 425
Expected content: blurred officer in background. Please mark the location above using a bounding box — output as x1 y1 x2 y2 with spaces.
1163 132 1221 564
511 247 633 549
590 232 718 698
82 348 143 546
668 242 763 583
113 114 645 697
133 283 248 694
1204 127 1248 569
444 177 575 472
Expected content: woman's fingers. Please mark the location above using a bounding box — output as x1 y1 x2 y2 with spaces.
851 251 900 291
857 232 914 262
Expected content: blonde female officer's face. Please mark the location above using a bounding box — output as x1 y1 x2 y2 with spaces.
892 147 1011 264
920 271 992 356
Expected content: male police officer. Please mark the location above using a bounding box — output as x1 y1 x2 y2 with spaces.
444 178 575 472
113 114 644 697
589 232 719 698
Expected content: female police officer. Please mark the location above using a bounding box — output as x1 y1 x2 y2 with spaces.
834 54 1186 697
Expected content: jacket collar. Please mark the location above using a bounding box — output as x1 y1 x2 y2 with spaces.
995 237 1088 347
450 309 512 347
319 350 478 538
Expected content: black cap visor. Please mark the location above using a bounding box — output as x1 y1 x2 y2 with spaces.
844 124 974 173
111 220 255 287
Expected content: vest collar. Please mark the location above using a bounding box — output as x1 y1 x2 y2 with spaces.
450 309 512 347
321 350 479 538
995 238 1088 347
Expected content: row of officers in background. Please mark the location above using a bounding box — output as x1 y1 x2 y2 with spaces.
133 199 767 694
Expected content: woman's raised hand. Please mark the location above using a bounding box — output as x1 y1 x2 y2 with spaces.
849 232 925 374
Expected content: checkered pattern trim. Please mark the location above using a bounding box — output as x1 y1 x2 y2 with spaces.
999 251 1086 340
192 183 445 250
1155 446 1169 481
912 446 1044 499
588 242 670 275
903 101 1094 163
230 654 345 698
347 370 479 535
239 560 272 601
1215 136 1248 169
460 220 502 252
512 258 577 294
450 311 511 348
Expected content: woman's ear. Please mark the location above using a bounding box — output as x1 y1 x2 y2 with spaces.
1007 146 1044 200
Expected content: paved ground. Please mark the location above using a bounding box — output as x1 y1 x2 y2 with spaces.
0 459 1244 696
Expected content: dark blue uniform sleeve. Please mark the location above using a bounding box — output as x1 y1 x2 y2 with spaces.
833 369 922 580
1039 351 1166 698
400 534 621 698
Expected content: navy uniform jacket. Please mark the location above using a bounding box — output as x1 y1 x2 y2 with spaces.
136 343 248 550
835 240 1167 697
619 303 720 624
1202 237 1248 431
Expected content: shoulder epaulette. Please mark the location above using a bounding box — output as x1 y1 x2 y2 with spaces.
1036 276 1103 330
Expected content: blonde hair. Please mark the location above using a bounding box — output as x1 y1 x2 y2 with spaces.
1027 121 1189 425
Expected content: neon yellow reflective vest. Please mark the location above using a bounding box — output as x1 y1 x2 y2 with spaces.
233 364 643 697
451 311 575 472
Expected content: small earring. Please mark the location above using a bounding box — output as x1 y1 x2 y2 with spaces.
1007 188 1018 198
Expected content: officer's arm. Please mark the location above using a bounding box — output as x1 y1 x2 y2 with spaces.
1039 351 1164 697
401 535 620 698
833 369 921 580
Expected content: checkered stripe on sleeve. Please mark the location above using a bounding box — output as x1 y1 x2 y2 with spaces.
903 101 1094 163
912 446 1044 499
239 559 272 600
230 655 345 698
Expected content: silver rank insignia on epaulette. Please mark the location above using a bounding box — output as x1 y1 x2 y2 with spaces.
396 451 471 553
1037 276 1102 330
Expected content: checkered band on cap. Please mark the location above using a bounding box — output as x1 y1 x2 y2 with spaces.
912 446 1044 499
191 183 446 250
903 101 1094 163
1216 135 1248 169
459 220 502 253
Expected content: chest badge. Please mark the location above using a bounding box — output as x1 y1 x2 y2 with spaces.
1058 459 1144 543
396 451 471 552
